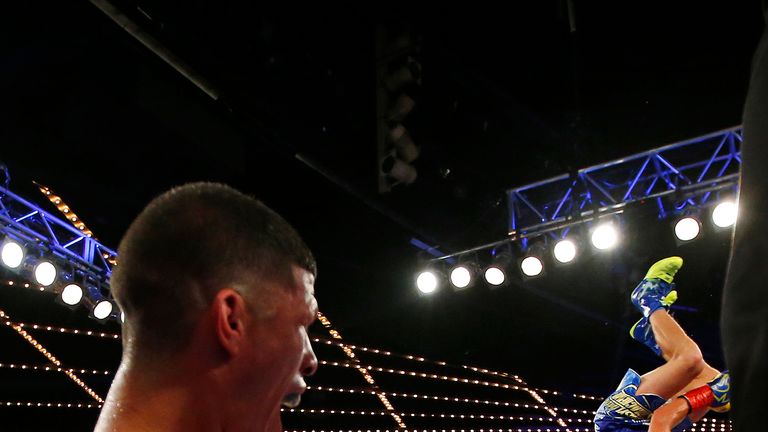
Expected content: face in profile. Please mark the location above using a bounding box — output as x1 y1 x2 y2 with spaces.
240 265 318 427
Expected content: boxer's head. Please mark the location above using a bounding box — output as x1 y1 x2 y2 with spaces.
112 182 318 421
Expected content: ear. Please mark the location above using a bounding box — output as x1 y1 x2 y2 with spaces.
212 288 248 357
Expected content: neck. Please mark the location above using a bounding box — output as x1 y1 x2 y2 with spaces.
94 359 217 432
94 355 273 432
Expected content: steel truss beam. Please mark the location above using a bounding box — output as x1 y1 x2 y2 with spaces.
508 127 741 239
428 127 741 261
0 186 116 287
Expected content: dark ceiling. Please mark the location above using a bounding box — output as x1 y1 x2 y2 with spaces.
0 1 763 429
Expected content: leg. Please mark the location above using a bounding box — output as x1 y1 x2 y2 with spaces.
635 309 719 399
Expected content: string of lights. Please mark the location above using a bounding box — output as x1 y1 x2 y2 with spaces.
282 429 591 432
318 361 602 402
0 362 112 375
0 309 104 403
306 385 595 416
282 408 729 431
0 364 595 418
281 427 732 432
1 316 121 340
0 397 728 431
4 315 601 404
507 372 565 425
311 337 601 401
0 401 102 409
34 182 97 241
317 312 407 429
280 407 591 424
0 316 582 410
4 279 46 291
313 337 516 379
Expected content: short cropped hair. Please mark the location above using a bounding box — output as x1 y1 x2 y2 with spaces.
110 182 316 354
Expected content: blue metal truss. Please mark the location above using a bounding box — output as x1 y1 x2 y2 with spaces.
0 185 116 287
507 126 741 239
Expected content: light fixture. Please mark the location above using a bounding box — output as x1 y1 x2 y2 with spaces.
416 269 439 294
520 256 544 277
553 239 577 264
483 251 513 287
387 123 420 163
1 239 24 269
591 222 619 250
449 262 479 290
384 56 421 92
92 300 113 321
33 261 57 286
484 266 506 286
387 94 416 123
449 265 471 289
712 201 737 228
674 215 701 242
60 284 84 306
381 152 418 185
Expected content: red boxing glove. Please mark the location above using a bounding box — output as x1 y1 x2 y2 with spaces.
679 385 715 414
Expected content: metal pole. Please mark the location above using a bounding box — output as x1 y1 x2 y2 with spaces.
89 0 221 101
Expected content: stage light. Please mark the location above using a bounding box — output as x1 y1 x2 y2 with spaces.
416 270 439 294
93 300 113 320
553 239 577 263
387 123 420 163
1 240 24 269
484 266 506 286
674 216 701 241
449 265 472 289
483 252 512 287
34 261 57 286
520 256 543 277
60 284 83 306
387 94 416 123
712 201 737 228
591 223 618 250
381 153 418 185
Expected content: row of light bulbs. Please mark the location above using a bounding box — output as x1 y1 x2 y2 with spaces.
417 200 738 294
1 238 120 322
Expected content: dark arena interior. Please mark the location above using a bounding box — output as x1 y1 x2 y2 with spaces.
0 2 765 431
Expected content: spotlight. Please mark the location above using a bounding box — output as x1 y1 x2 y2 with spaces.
712 201 737 228
553 239 577 264
520 256 543 277
387 123 420 163
381 153 418 185
416 270 439 294
483 252 512 287
34 261 57 286
93 300 114 320
450 265 472 289
591 223 618 250
484 266 506 286
674 216 701 241
1 240 24 269
60 284 83 306
449 263 479 290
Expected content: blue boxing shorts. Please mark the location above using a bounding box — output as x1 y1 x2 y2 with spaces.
593 369 693 432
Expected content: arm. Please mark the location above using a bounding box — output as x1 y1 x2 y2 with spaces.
649 396 710 432
649 397 690 432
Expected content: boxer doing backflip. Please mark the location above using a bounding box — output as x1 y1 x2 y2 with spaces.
593 257 731 431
